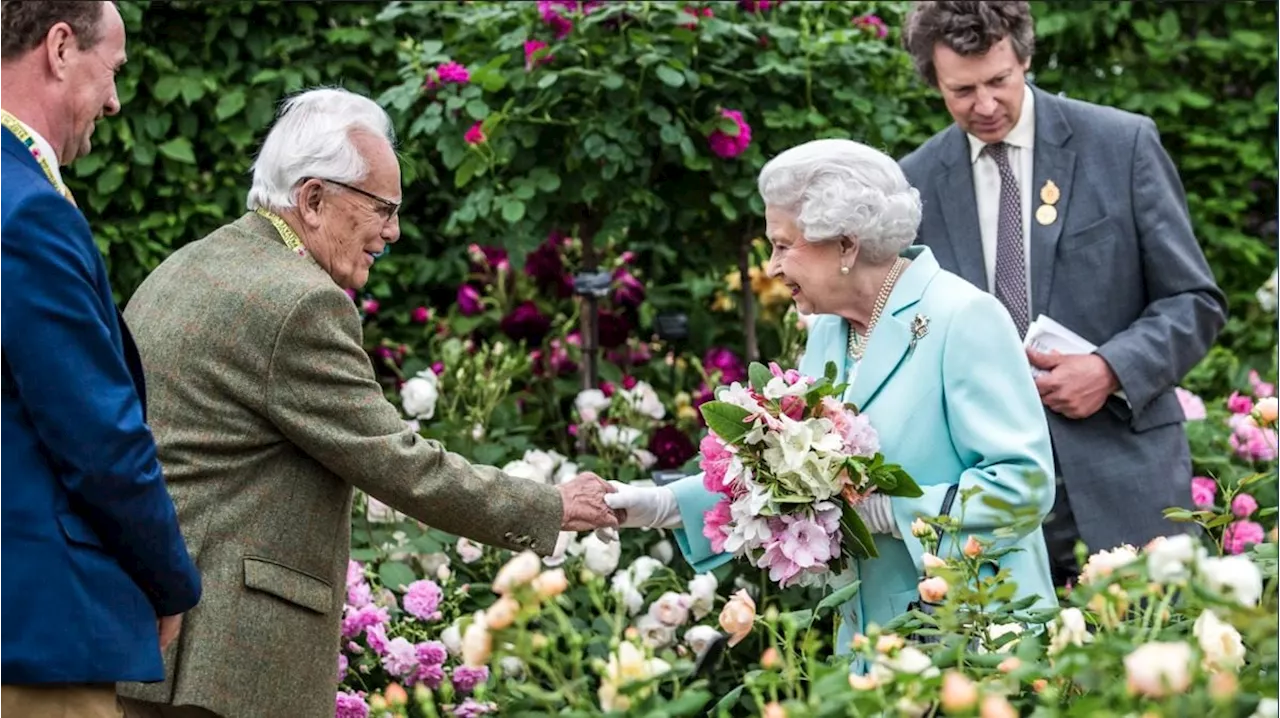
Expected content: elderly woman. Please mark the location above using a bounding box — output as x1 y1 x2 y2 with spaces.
608 139 1057 648
117 88 619 718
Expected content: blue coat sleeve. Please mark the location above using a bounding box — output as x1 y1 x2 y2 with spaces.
1 191 201 617
890 292 1056 542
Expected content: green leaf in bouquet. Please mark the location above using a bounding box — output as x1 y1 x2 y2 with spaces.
815 580 862 617
699 401 753 444
824 360 838 383
748 361 773 392
377 560 416 591
840 501 879 560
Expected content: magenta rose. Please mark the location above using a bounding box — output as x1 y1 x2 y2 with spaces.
457 285 483 316
596 309 632 349
703 347 747 384
525 234 572 298
612 268 645 308
707 108 752 159
649 425 697 469
1231 493 1259 518
500 301 551 345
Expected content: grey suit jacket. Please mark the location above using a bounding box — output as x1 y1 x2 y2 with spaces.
117 213 563 718
900 84 1227 554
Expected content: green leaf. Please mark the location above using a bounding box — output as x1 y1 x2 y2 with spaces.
748 362 772 392
215 89 246 120
465 99 489 120
601 72 625 90
712 686 744 717
96 164 126 195
537 72 558 89
501 199 526 223
655 65 685 87
377 561 416 590
157 137 196 164
455 155 481 188
153 76 183 103
841 501 879 559
699 401 752 444
535 172 561 192
815 579 862 615
662 689 711 716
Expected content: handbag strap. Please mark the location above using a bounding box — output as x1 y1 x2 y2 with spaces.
930 483 960 563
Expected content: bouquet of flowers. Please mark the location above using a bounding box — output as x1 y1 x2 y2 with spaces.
698 361 921 588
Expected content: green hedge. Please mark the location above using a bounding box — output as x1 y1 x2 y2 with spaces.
75 1 1276 383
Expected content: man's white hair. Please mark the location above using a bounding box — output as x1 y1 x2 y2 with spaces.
757 139 922 264
246 87 396 211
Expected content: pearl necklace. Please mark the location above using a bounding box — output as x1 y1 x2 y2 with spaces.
847 257 908 361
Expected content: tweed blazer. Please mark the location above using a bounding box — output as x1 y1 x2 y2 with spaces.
117 213 563 718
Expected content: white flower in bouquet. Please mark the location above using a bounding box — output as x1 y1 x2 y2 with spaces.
581 531 621 577
1146 534 1204 584
1048 607 1092 655
501 459 544 483
400 370 440 420
687 573 719 620
598 641 671 712
1199 554 1263 607
619 381 666 420
1194 609 1246 671
636 613 677 649
649 540 674 564
1078 544 1140 585
683 625 722 657
763 373 811 400
1124 641 1193 697
648 591 693 627
575 389 610 424
455 537 484 564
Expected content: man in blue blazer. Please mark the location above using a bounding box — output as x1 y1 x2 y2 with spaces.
899 2 1227 585
0 2 201 714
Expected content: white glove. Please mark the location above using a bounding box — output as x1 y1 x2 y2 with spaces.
603 481 683 529
855 494 901 538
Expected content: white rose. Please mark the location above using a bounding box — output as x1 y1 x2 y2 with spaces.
553 460 579 485
440 621 463 657
629 556 665 586
1193 609 1245 671
575 389 611 424
1078 544 1139 585
1124 641 1193 697
636 613 676 649
416 552 450 578
1252 698 1279 718
649 540 674 565
455 537 484 564
981 622 1024 654
1048 607 1091 655
610 572 646 616
648 591 693 627
599 425 642 447
400 370 440 420
1199 554 1263 607
523 449 565 484
871 646 938 683
501 459 544 483
687 573 719 620
365 495 403 523
582 532 622 577
619 381 666 420
684 625 722 657
1257 268 1278 314
1146 534 1203 584
631 448 657 469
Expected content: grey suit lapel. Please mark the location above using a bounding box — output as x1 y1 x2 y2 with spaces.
1029 87 1076 319
936 127 987 290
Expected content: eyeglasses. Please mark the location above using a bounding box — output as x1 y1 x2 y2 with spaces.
303 177 400 222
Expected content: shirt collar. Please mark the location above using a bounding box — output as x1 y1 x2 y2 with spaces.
8 113 65 187
968 83 1035 164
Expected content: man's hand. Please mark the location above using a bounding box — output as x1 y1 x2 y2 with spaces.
603 481 682 529
557 473 621 533
1028 349 1120 420
158 613 183 650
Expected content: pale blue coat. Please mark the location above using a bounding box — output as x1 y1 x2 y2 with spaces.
670 246 1057 650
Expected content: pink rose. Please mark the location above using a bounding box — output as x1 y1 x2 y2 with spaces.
1227 391 1254 415
1231 493 1259 518
699 434 735 496
851 14 887 38
436 61 470 85
1190 476 1217 508
1249 370 1275 399
464 121 486 145
1175 387 1206 421
1223 520 1265 554
411 306 431 324
702 500 733 554
708 108 752 159
523 40 552 71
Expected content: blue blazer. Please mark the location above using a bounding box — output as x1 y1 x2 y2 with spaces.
1 128 201 683
670 246 1057 649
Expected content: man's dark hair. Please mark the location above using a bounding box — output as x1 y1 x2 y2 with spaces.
1 1 107 61
902 1 1036 88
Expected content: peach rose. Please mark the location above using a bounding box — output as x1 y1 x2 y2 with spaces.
918 576 949 603
719 589 756 647
532 569 568 599
485 596 520 630
940 671 978 713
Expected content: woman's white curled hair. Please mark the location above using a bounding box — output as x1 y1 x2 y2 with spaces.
246 87 396 211
757 139 922 264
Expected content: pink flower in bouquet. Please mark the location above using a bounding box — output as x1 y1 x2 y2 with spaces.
779 395 806 421
758 514 836 587
412 306 431 323
1175 387 1206 420
1231 493 1259 518
335 691 370 718
702 500 733 553
457 285 482 315
381 637 419 678
1227 391 1254 415
852 13 887 38
708 109 752 159
524 40 553 71
1190 476 1217 508
699 434 737 496
1249 370 1275 398
437 61 470 85
464 121 486 145
1224 520 1265 554
767 361 807 386
403 579 443 620
819 397 880 457
704 347 747 384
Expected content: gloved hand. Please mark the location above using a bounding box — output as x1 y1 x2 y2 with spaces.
855 494 901 538
603 481 683 529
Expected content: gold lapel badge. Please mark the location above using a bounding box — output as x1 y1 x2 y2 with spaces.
909 314 930 350
1036 180 1060 225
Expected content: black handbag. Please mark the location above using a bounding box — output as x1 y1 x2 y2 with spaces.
904 483 959 645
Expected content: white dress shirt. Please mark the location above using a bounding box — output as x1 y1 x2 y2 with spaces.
967 83 1035 310
7 113 67 190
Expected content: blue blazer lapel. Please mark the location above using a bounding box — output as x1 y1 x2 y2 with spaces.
846 247 940 411
935 127 987 290
1028 86 1076 320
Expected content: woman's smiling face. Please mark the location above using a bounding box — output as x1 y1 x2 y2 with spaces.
764 205 848 316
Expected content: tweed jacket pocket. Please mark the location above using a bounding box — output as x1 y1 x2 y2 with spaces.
243 556 333 614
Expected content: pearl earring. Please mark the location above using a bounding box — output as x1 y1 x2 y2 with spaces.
840 265 850 275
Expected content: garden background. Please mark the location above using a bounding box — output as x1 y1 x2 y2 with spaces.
71 1 1280 716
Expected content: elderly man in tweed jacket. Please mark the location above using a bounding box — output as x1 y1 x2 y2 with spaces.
117 88 619 718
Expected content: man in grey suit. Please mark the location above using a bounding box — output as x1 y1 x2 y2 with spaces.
898 1 1226 586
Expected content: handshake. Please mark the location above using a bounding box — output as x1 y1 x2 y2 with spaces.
555 474 682 539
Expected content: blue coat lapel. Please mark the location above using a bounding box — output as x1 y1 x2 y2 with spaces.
846 246 940 411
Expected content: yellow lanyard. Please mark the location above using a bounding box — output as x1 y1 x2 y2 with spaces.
0 109 75 205
254 207 308 257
